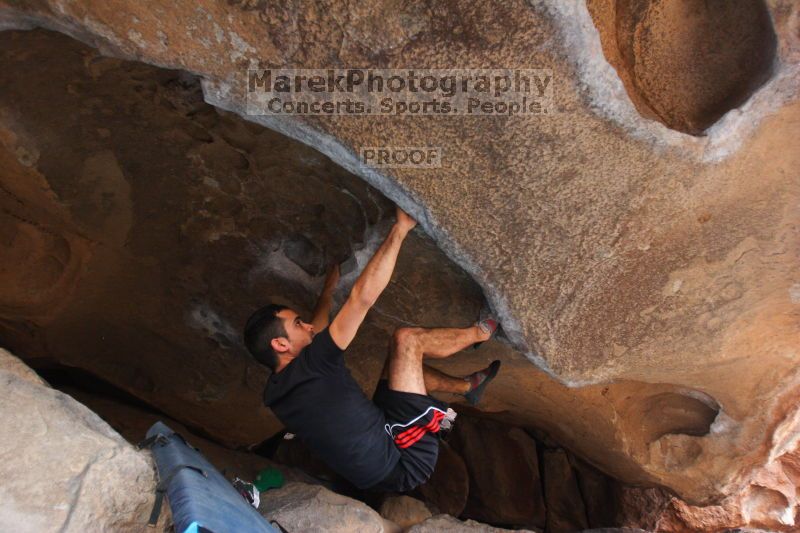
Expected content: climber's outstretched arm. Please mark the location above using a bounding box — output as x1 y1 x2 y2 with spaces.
311 264 340 332
329 207 417 350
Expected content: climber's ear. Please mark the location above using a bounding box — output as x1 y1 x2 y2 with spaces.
271 336 290 354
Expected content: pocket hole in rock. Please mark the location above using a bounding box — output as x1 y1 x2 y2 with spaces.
639 390 720 443
587 0 778 135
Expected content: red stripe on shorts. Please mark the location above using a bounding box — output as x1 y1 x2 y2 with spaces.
394 410 445 449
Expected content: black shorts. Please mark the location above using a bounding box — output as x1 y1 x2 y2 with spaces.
367 380 449 493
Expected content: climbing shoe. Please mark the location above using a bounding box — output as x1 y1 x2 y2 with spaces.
464 360 501 406
472 308 500 350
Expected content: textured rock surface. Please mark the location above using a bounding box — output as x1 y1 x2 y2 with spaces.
0 1 798 527
543 449 590 533
258 482 394 533
617 458 800 533
379 496 432 530
586 0 778 134
407 514 538 532
0 349 157 532
614 486 671 532
582 529 648 533
450 415 546 527
0 28 483 449
64 387 315 485
569 454 619 529
0 347 47 385
417 440 469 517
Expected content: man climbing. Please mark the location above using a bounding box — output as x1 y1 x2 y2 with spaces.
244 207 501 492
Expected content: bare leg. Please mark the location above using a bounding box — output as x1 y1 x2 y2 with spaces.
380 359 469 394
423 364 470 394
386 326 489 395
416 325 489 358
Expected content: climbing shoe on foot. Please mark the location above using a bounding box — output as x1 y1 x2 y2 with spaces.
472 309 500 350
464 360 501 406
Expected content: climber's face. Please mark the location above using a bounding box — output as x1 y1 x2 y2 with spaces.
270 308 314 357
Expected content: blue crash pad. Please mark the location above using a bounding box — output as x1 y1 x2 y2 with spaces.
145 421 279 533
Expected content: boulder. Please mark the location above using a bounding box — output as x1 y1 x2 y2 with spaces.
616 453 800 533
0 349 47 385
259 482 395 532
586 0 777 134
0 349 157 532
569 454 619 528
408 514 539 532
64 387 314 485
580 529 649 533
0 27 482 452
417 440 469 517
0 1 798 525
614 486 671 532
543 449 589 533
379 495 432 530
449 416 546 527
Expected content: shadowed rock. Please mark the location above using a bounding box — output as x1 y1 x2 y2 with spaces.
0 349 157 532
0 2 798 527
450 416 546 528
543 449 589 533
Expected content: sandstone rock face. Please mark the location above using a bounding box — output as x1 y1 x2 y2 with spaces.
618 458 800 533
0 28 483 450
569 455 619 528
0 347 46 385
587 0 778 134
407 514 537 533
615 486 671 532
0 349 156 532
450 416 546 528
259 482 393 533
417 440 469 517
0 1 798 528
543 449 590 533
584 527 647 533
379 495 432 530
64 387 315 485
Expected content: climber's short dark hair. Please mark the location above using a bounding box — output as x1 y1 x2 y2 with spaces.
244 304 289 371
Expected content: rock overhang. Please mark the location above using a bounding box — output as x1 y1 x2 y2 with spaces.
0 0 798 513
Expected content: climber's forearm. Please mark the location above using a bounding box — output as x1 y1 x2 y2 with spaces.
349 223 408 308
312 265 339 331
329 208 416 350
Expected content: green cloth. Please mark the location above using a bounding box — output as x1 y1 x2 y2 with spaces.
254 467 285 492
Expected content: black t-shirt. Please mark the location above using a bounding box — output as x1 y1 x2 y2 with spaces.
263 328 400 489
